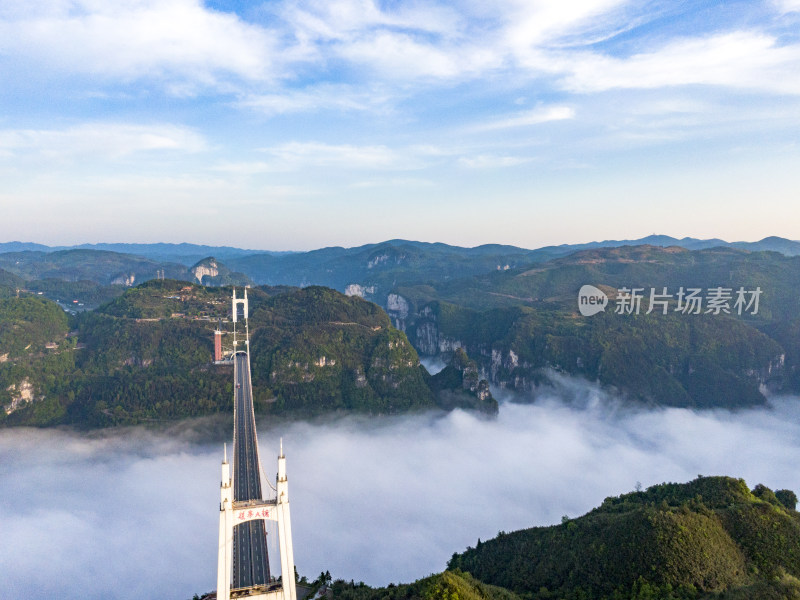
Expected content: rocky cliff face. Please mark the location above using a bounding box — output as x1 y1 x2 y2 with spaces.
186 257 251 287
191 260 219 283
389 296 467 359
366 249 408 270
111 273 136 286
344 283 376 299
428 348 497 414
386 293 410 330
385 293 787 406
4 378 36 415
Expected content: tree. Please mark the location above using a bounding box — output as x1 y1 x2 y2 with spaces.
776 489 798 510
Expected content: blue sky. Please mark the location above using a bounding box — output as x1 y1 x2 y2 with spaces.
1 0 799 250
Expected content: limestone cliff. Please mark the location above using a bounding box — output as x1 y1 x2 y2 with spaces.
4 378 36 415
191 258 219 283
187 257 251 287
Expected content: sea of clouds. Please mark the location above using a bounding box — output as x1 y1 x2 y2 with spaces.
2 375 799 600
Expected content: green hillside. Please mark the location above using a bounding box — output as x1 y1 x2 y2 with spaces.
23 278 126 309
320 477 800 600
331 570 522 600
0 296 69 358
226 240 549 296
390 246 800 408
0 267 26 294
0 249 189 285
247 285 434 415
1 281 492 426
0 295 74 423
393 245 800 317
448 476 800 600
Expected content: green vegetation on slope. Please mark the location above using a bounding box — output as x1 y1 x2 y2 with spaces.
393 246 800 408
0 296 69 358
248 285 435 415
0 249 189 285
0 268 26 294
448 476 800 600
24 278 126 310
331 569 522 600
0 295 73 424
0 281 440 426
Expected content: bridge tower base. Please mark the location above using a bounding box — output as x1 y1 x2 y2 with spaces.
217 447 297 600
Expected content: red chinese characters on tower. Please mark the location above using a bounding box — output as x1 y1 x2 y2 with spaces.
235 508 270 521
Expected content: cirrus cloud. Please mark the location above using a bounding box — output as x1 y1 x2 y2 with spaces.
0 123 206 159
0 0 278 90
0 122 207 160
559 31 800 94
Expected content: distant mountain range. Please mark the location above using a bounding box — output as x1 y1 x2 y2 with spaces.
2 234 799 266
0 241 289 265
1 236 797 306
3 236 800 414
537 234 800 256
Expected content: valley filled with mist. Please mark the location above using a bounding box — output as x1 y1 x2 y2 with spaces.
3 377 798 600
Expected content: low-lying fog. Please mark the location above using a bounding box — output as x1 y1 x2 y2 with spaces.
2 374 799 600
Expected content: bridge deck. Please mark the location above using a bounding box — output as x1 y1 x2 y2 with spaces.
232 351 271 589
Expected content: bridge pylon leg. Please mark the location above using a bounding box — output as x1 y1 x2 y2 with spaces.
217 450 233 600
277 450 297 600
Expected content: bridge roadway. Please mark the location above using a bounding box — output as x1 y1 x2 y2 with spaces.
232 350 271 590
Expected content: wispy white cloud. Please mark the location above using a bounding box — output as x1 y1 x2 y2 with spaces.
458 154 532 168
0 123 207 160
258 141 407 170
248 140 537 173
278 0 465 41
772 0 800 14
350 177 435 189
559 32 800 94
501 0 631 48
236 84 395 116
0 0 277 90
213 160 279 175
271 1 499 81
467 105 576 132
2 0 798 102
336 31 478 79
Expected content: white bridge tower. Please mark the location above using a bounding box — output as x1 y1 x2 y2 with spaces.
217 443 297 600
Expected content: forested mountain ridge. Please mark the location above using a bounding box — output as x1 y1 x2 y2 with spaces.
3 236 799 308
447 476 800 600
3 243 800 421
0 249 189 286
0 280 489 426
0 251 255 311
387 246 800 408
